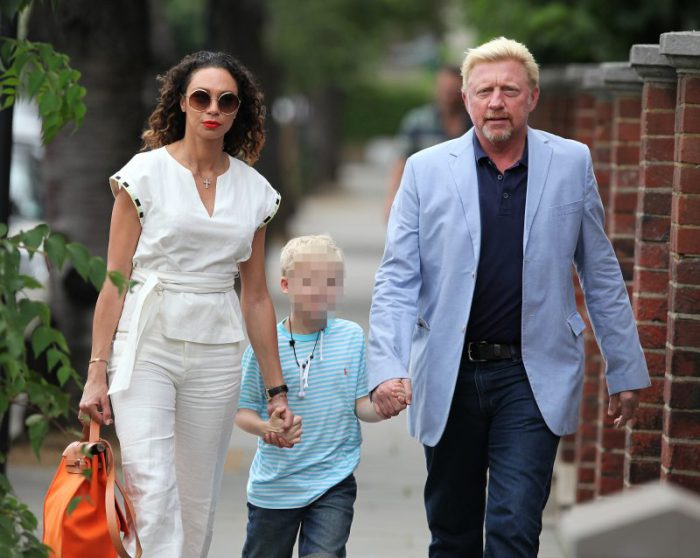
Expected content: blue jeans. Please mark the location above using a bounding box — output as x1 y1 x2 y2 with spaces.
423 358 560 558
241 474 356 558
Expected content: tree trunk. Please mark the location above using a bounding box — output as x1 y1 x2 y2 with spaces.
205 0 290 239
28 1 151 374
308 85 343 188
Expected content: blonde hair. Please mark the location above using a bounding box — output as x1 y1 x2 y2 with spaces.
280 234 344 276
461 37 539 91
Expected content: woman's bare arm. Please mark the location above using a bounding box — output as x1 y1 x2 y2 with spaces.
78 189 140 424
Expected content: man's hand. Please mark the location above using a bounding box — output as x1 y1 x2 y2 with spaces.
608 390 640 429
372 378 412 419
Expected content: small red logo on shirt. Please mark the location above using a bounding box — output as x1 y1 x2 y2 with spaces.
344 368 348 375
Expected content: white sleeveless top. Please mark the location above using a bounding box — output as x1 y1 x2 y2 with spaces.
109 146 280 345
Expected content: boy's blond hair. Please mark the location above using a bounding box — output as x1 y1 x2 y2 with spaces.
280 234 344 276
461 36 539 91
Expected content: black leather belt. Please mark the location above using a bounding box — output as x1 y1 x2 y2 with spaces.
464 342 521 362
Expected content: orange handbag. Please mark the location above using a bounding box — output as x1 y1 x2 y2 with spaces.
42 420 142 558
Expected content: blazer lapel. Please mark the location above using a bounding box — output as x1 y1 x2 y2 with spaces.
524 128 553 252
449 130 481 265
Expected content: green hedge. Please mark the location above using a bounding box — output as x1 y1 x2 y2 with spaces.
341 79 432 142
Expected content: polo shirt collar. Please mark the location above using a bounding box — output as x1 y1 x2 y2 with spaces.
473 133 529 168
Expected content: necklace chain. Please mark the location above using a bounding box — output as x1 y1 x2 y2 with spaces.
183 149 225 189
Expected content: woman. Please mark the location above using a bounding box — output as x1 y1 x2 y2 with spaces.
78 51 294 557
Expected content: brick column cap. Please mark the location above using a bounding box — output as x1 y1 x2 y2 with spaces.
539 65 589 91
583 64 608 93
630 44 676 82
660 31 700 73
601 61 643 91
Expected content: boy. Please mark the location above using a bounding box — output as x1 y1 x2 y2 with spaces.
235 234 404 558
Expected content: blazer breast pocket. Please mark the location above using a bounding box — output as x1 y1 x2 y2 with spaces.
551 199 583 218
550 200 584 258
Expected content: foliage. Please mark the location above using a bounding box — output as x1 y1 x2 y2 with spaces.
163 0 204 58
460 0 700 64
0 223 128 556
1 2 115 554
341 76 432 142
0 36 86 143
265 0 445 93
0 0 36 18
0 473 48 557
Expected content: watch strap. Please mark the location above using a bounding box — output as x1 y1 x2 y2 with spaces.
266 384 289 401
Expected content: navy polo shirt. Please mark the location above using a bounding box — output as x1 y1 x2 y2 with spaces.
465 135 528 344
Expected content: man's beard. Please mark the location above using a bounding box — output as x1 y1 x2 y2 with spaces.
482 123 513 143
480 113 513 143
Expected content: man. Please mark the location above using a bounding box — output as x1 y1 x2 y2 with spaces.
384 65 472 221
368 37 650 557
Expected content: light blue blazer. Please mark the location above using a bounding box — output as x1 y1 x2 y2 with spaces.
367 128 650 446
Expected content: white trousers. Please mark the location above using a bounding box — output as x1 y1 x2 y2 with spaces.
109 327 242 558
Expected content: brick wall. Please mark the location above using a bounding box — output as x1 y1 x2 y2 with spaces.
540 32 700 504
596 64 643 497
625 45 677 487
660 33 700 492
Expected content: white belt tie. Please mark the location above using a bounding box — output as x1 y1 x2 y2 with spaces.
108 268 237 394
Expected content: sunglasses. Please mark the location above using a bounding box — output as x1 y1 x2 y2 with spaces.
185 89 241 116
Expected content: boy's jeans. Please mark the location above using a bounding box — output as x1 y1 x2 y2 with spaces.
242 474 357 558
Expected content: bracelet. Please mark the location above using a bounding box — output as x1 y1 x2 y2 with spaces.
88 357 109 366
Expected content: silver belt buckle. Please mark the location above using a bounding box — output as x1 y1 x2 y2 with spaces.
467 342 488 362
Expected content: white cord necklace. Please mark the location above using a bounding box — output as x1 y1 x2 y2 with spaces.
288 317 322 398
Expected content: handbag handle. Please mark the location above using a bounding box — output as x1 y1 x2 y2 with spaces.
84 420 143 558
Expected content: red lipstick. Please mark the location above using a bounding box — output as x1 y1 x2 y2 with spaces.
203 121 221 129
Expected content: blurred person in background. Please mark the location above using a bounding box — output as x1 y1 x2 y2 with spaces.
78 51 294 557
369 37 649 557
384 64 472 221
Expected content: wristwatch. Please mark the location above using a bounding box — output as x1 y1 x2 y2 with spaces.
265 384 289 402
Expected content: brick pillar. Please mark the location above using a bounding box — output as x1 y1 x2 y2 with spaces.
569 68 611 503
595 63 643 496
533 68 596 498
660 31 700 494
626 44 677 487
531 68 576 138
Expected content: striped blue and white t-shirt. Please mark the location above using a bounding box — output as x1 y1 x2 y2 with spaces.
238 318 368 509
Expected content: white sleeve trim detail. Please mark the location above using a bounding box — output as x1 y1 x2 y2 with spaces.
257 190 281 230
109 174 144 225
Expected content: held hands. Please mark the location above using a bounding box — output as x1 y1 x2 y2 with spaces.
263 407 303 448
78 363 113 425
372 378 412 419
608 390 640 429
264 395 301 448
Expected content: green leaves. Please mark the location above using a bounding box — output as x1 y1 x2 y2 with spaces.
65 242 89 279
0 37 86 142
0 482 49 558
0 223 101 466
43 232 67 269
25 414 48 460
0 4 87 555
18 224 48 255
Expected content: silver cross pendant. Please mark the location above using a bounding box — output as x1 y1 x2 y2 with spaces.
202 177 211 189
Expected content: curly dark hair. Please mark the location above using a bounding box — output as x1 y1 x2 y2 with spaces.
142 51 265 164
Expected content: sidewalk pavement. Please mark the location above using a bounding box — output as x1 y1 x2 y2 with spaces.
8 144 566 557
